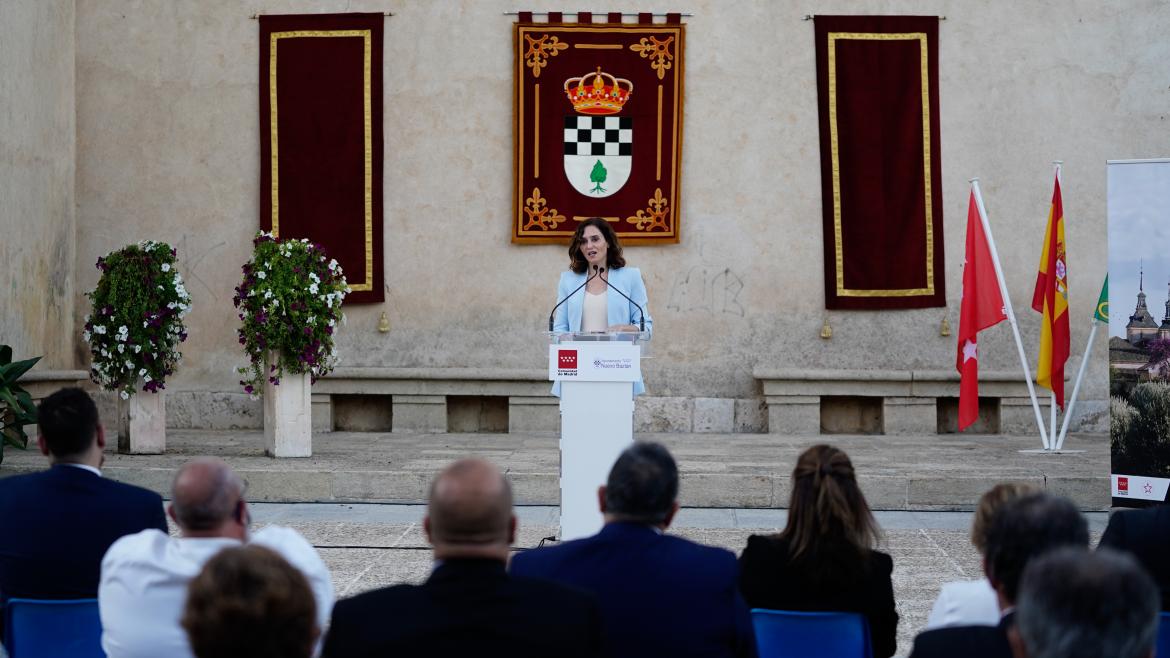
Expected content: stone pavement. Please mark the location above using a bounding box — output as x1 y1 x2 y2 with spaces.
0 429 1110 509
247 503 1107 658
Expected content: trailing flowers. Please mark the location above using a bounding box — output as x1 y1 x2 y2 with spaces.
84 241 192 399
234 232 349 397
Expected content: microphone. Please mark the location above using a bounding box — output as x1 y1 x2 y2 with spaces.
599 269 646 332
548 265 603 331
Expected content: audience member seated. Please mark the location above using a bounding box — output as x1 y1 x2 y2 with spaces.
321 458 603 657
99 457 333 658
1012 547 1159 658
183 545 319 658
1098 502 1170 610
925 482 1036 629
908 492 1090 658
738 444 898 658
510 442 755 658
0 388 166 640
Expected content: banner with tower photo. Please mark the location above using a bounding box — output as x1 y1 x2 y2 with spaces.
1108 158 1170 507
512 14 684 244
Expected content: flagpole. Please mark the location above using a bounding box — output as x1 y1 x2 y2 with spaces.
970 179 1050 448
1048 162 1063 451
1055 319 1100 450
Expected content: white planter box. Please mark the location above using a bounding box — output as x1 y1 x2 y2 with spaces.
264 363 312 458
118 390 166 454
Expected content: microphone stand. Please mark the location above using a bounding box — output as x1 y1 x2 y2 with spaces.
598 269 646 333
548 266 603 331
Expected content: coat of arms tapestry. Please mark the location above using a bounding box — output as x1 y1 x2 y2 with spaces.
513 13 685 244
259 13 384 303
815 15 945 310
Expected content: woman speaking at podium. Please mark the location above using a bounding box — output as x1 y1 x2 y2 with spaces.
552 217 653 394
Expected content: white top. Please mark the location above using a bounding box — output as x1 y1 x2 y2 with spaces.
99 526 334 658
581 289 608 331
924 577 1001 629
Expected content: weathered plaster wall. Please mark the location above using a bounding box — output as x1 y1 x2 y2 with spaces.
71 1 1170 426
0 0 75 368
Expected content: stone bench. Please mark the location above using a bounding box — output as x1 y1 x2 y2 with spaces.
754 368 1053 435
313 367 556 433
19 370 90 399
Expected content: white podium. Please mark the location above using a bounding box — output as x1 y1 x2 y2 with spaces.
548 332 647 540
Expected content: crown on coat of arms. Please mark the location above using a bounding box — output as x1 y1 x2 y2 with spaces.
564 67 633 115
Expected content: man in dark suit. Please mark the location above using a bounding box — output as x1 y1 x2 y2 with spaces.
510 442 756 658
321 458 603 658
1098 503 1170 610
908 492 1090 658
0 388 167 636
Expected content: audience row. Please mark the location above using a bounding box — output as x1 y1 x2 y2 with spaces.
0 388 1165 658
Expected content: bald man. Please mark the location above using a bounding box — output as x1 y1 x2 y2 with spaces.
98 458 333 658
321 459 603 658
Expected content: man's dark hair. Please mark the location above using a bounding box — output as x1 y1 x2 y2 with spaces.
1017 547 1159 658
984 492 1089 603
36 387 100 458
604 442 678 524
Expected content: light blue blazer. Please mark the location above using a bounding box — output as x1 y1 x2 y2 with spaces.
552 266 652 396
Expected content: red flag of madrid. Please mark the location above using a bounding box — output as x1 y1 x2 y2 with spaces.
957 190 1007 431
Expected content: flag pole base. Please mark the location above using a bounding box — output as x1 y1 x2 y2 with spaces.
1018 448 1086 455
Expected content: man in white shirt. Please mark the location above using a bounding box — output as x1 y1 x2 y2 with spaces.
99 457 333 658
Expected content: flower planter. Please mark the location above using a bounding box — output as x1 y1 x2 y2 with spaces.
264 362 312 458
118 390 166 454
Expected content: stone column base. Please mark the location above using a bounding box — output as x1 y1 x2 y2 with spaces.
765 395 820 434
884 397 937 434
508 396 559 432
392 395 447 433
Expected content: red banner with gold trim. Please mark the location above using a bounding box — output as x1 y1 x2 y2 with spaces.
259 13 383 303
513 16 685 244
815 15 945 310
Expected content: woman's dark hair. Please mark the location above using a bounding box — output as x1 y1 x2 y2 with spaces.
779 444 879 560
568 217 626 274
182 545 318 658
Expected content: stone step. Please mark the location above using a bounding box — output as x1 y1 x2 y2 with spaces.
0 430 1110 511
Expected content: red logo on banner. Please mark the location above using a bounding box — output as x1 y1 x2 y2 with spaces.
558 350 578 369
1118 477 1129 493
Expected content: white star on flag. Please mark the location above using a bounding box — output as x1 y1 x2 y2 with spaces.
962 339 978 364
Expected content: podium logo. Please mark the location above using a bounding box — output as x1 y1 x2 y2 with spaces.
558 350 578 370
1117 477 1129 495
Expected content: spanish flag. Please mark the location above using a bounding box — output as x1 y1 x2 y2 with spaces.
1031 174 1070 409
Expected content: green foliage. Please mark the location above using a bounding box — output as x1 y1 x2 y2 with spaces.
1112 382 1170 477
85 241 191 399
233 232 349 396
0 344 42 465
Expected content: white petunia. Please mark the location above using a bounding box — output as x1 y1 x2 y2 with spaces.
134 345 142 353
94 325 106 334
143 374 152 383
256 271 267 279
139 368 147 376
125 360 134 368
308 283 319 294
82 331 91 342
117 344 125 353
162 263 171 272
120 391 130 400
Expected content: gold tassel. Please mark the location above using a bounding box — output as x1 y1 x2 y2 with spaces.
820 318 833 340
940 316 952 337
377 311 390 333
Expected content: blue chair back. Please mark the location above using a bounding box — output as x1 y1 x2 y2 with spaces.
3 598 104 658
751 608 872 658
1157 612 1170 658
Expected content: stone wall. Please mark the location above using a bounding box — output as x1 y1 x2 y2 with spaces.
0 0 75 369
33 0 1170 430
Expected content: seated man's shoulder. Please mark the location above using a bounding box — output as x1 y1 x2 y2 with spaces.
910 624 1010 658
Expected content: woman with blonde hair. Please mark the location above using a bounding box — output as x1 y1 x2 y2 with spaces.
738 444 897 658
924 482 1037 629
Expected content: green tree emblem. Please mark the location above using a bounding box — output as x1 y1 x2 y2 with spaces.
589 160 607 193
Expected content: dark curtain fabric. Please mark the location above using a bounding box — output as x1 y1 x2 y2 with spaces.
260 13 384 303
815 15 944 310
513 18 685 245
